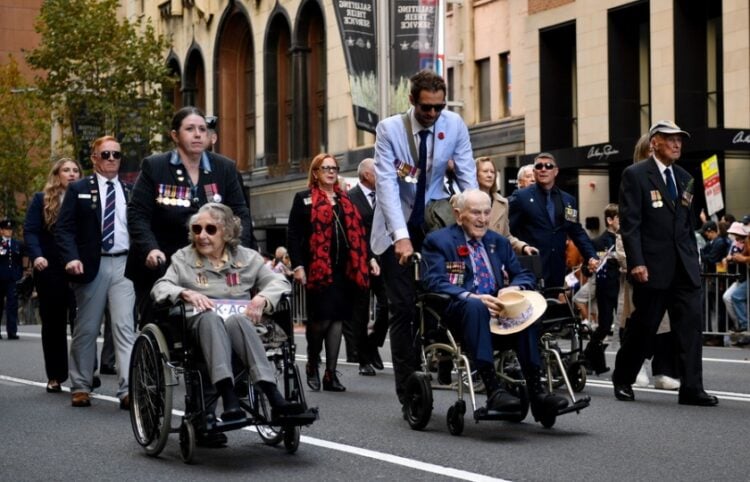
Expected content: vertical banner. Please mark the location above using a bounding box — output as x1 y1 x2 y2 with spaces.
701 154 724 216
333 1 378 132
390 0 440 113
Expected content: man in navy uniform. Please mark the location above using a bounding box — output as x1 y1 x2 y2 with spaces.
0 218 23 339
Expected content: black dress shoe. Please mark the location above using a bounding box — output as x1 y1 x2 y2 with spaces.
7 334 19 340
196 432 228 448
359 364 376 376
614 384 635 401
306 363 321 391
322 369 346 392
678 390 719 407
46 380 62 393
486 388 522 413
370 348 384 370
92 376 102 390
220 407 246 421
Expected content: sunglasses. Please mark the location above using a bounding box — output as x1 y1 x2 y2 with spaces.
318 165 340 173
534 162 556 171
191 224 218 236
99 151 122 161
417 103 446 113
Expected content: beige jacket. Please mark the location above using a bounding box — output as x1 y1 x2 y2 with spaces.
489 191 528 255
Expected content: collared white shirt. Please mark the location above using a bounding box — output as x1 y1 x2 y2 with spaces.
652 155 674 187
95 172 129 252
358 182 375 208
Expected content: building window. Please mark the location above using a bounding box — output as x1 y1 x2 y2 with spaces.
706 15 720 128
447 66 455 111
499 52 511 117
477 57 491 122
263 15 292 171
539 21 577 150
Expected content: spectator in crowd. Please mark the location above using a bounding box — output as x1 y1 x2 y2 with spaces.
287 153 370 392
728 227 749 336
700 221 730 273
55 136 137 409
271 246 293 278
151 203 300 432
516 164 535 189
371 69 477 410
723 222 748 331
613 120 717 406
475 156 537 256
509 152 598 289
127 106 255 326
422 189 568 419
617 133 680 390
0 218 24 340
583 204 620 374
348 158 388 376
23 158 81 391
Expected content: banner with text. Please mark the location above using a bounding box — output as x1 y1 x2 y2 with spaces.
701 154 724 216
390 0 440 114
333 0 378 132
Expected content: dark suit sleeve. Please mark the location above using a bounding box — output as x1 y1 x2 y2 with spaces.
499 239 537 290
127 157 160 256
23 193 44 260
55 184 80 265
508 192 523 235
618 165 645 270
286 192 309 270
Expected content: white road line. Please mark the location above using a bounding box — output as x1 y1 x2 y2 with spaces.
585 379 750 402
1 374 508 482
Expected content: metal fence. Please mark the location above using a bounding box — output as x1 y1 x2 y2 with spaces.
701 264 749 335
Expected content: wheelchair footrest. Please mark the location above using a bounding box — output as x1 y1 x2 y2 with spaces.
557 395 591 416
473 407 526 422
268 407 319 426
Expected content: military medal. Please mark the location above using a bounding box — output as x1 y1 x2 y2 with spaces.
196 272 208 286
204 183 222 203
225 272 239 287
650 190 663 208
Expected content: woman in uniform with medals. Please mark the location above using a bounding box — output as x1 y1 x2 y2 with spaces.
127 106 255 326
287 153 370 392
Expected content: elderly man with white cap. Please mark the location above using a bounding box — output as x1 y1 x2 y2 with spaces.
612 120 718 406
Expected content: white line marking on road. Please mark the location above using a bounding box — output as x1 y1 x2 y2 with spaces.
585 379 750 402
1 374 508 482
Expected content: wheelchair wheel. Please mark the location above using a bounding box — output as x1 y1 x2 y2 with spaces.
567 361 587 393
446 400 465 436
255 391 283 446
538 410 556 429
179 419 195 464
129 324 173 456
283 425 300 454
404 372 433 431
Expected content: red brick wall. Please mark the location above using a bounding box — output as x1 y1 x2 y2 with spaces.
0 0 44 80
528 0 575 15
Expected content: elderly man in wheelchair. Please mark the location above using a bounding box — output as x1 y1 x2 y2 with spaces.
421 189 569 423
149 203 306 451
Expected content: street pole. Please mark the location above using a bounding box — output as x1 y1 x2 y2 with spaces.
377 1 391 120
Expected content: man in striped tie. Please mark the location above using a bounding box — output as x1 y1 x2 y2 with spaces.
56 136 137 410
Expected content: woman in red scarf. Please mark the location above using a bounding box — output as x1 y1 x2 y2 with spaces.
287 154 369 392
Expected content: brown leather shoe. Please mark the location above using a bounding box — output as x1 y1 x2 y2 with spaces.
119 395 130 410
71 392 91 407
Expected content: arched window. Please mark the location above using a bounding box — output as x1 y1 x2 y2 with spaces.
264 14 292 172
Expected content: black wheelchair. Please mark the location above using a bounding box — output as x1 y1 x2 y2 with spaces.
128 294 318 463
402 254 590 435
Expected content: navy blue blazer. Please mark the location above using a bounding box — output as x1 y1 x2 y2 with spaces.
0 237 23 282
509 183 596 288
55 175 133 284
24 192 64 273
422 224 536 298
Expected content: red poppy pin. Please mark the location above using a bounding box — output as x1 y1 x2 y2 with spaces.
457 245 469 257
437 132 445 140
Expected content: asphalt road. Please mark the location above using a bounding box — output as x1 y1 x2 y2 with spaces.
1 326 749 481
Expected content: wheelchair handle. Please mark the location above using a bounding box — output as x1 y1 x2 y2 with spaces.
410 252 422 281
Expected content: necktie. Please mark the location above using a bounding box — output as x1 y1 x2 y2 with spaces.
664 168 678 202
102 181 115 251
545 190 555 224
368 191 376 208
409 129 430 226
469 239 495 295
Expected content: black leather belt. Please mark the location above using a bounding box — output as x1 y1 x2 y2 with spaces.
101 251 128 257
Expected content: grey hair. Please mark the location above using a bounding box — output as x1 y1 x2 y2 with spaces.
187 202 242 250
454 188 491 211
357 158 375 180
516 164 534 182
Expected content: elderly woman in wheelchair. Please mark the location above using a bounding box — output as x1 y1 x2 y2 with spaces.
151 204 302 426
420 190 572 426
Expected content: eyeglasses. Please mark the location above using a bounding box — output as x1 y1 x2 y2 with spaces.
417 103 446 113
317 166 340 173
99 151 122 161
191 224 218 236
534 162 556 171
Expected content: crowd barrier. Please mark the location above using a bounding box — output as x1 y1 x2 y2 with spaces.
701 263 749 335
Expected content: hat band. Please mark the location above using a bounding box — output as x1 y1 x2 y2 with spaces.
495 304 533 332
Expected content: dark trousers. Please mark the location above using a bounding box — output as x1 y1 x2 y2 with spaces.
0 279 19 336
347 289 371 363
367 274 390 349
613 261 704 394
593 277 619 342
380 245 421 403
35 268 75 382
